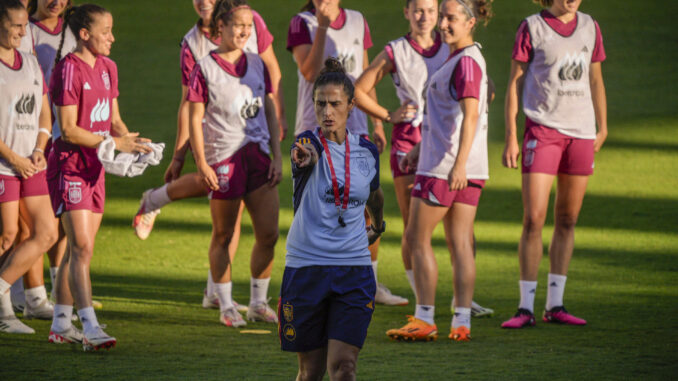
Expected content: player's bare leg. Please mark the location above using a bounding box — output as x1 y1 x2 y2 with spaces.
327 339 360 381
297 346 328 381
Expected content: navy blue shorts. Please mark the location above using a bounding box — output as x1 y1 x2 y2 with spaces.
278 266 376 352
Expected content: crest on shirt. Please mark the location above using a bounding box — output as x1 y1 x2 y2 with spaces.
216 164 231 192
357 157 370 177
101 71 111 90
557 52 586 81
0 180 5 196
68 182 82 204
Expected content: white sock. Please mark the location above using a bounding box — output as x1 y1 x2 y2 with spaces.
147 184 171 211
0 277 10 296
10 277 25 304
519 280 538 313
405 270 416 295
51 304 73 332
214 282 234 312
452 307 471 329
414 304 435 325
77 307 100 335
206 270 215 298
546 273 567 311
371 260 378 282
250 277 270 305
0 290 14 317
25 285 48 308
49 267 58 288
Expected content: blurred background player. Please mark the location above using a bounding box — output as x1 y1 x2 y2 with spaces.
288 0 405 306
387 0 492 342
281 57 383 381
47 3 152 350
186 0 282 328
501 0 607 329
0 0 57 334
133 0 286 312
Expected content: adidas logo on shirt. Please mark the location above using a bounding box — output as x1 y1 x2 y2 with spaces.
353 38 360 46
582 46 589 53
84 82 92 90
33 79 39 86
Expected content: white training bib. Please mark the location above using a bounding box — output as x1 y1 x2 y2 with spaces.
417 43 489 180
522 12 597 139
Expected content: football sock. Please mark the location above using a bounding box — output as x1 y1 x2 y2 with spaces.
371 260 378 282
77 307 100 335
405 269 417 295
215 282 234 311
415 304 435 325
0 277 10 296
206 270 215 299
519 280 538 313
546 273 567 311
0 290 14 317
452 307 471 329
51 304 73 332
25 286 48 308
250 277 270 304
147 184 171 210
10 277 25 306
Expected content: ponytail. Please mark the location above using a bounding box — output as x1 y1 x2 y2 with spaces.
208 0 249 39
301 0 315 12
54 3 108 67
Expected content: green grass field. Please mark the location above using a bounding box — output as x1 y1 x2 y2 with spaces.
2 0 677 379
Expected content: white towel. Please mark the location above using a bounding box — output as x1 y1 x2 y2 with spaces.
97 136 165 177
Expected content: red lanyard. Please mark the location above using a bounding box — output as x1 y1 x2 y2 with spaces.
318 129 350 227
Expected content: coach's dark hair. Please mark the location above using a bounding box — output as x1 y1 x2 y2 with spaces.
312 57 354 102
0 0 25 23
54 4 108 67
28 0 73 18
209 0 249 39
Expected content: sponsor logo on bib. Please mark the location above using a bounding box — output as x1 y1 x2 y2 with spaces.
90 99 110 127
240 97 262 120
337 48 356 73
15 94 36 115
557 52 586 81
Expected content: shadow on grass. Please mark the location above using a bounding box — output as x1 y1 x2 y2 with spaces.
604 139 678 152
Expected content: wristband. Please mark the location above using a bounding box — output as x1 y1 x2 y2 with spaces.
370 220 386 235
384 114 391 123
33 148 44 154
38 128 52 136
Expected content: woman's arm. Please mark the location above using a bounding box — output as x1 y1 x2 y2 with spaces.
502 60 527 169
449 97 479 191
165 86 191 182
31 93 52 169
259 46 288 141
264 95 282 186
589 62 607 152
365 187 384 245
188 101 218 191
361 50 386 153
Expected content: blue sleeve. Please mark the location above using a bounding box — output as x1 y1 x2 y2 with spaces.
359 136 380 192
291 131 324 214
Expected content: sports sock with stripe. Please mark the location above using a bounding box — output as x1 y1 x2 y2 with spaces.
77 307 100 335
452 307 471 329
25 286 48 308
415 304 435 325
0 277 10 296
10 277 24 306
250 277 270 305
0 290 14 317
147 184 171 210
215 282 234 312
519 280 538 313
546 273 567 311
51 304 73 332
206 270 215 299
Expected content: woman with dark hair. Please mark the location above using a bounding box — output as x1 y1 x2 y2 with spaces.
47 3 151 351
280 57 384 380
186 0 282 328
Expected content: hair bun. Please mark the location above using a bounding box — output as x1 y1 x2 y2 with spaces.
320 57 346 75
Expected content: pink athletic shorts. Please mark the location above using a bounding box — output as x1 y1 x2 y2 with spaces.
522 119 594 176
0 170 49 203
411 175 485 207
48 167 105 216
209 142 271 200
390 150 416 178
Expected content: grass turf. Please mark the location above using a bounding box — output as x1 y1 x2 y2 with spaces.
1 0 677 379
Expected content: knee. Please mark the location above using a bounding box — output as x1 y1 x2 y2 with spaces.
36 226 58 251
329 358 357 380
213 230 235 250
70 240 94 262
554 212 578 231
297 368 325 381
257 229 278 250
523 212 546 235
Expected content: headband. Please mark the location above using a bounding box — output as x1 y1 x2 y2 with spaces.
456 0 475 19
226 4 251 16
